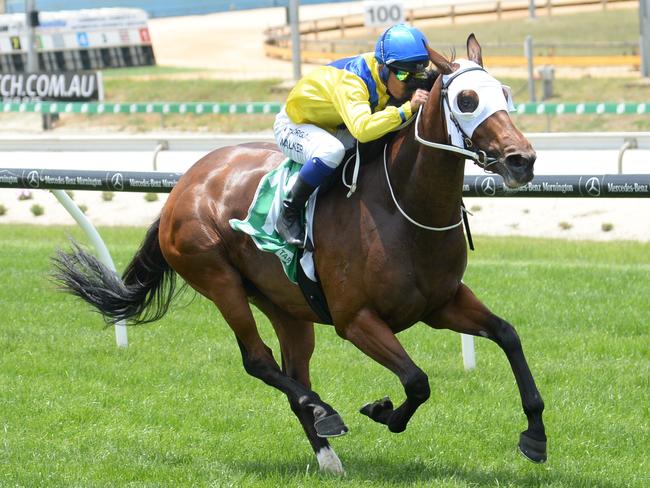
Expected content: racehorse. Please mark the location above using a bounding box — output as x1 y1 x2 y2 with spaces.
53 35 547 474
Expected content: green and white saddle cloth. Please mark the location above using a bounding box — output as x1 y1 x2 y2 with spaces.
229 158 317 284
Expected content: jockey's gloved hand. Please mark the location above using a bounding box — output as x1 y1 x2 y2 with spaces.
410 89 429 112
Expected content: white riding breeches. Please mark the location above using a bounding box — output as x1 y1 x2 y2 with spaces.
273 107 356 169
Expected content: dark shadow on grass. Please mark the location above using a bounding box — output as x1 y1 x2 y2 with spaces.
231 454 625 487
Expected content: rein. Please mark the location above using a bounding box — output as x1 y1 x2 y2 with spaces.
382 143 466 231
382 67 495 233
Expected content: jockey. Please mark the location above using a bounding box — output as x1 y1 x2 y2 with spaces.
273 23 431 248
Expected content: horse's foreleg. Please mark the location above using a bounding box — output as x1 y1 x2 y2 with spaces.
426 283 547 463
344 309 430 433
253 297 345 475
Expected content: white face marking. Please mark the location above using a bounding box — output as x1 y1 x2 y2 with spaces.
316 446 345 475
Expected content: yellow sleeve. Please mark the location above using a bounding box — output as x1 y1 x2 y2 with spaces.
331 75 412 143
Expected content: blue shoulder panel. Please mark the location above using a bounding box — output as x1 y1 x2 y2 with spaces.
328 56 379 110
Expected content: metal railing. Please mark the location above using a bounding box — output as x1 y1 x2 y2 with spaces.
2 132 650 152
3 167 649 198
1 132 647 174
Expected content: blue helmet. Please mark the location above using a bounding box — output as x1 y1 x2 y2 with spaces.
374 24 429 73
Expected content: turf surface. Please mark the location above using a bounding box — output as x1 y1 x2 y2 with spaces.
1 225 648 487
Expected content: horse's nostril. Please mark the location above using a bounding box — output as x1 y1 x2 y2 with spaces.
506 152 536 168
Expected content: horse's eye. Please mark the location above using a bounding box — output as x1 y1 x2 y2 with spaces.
457 90 478 113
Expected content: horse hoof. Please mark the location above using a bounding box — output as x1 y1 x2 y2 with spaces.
518 432 547 464
359 397 393 421
316 447 345 475
315 414 349 438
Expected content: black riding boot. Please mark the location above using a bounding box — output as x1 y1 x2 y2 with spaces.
276 175 316 248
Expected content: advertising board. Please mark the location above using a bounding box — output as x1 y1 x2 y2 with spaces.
0 8 155 72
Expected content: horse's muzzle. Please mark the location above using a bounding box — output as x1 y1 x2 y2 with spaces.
501 151 536 188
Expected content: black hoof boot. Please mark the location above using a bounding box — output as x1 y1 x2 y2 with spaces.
518 432 547 464
314 413 349 438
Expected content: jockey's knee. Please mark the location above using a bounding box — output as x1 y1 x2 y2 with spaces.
316 140 345 169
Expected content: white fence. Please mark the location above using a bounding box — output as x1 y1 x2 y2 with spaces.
1 132 649 175
2 132 650 152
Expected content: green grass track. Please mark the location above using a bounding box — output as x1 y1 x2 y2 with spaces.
1 225 648 487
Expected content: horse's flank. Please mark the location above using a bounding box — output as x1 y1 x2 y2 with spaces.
159 142 320 320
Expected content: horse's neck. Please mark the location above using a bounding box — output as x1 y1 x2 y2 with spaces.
386 101 465 230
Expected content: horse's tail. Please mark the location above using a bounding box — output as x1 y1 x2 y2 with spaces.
52 218 178 325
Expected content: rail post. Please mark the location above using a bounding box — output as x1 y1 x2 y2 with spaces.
289 0 301 81
641 0 650 77
152 141 169 170
50 189 128 348
618 138 638 174
525 36 536 102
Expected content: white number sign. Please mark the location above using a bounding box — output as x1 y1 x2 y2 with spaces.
363 1 405 28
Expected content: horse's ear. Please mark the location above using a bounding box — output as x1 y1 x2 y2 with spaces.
466 33 483 67
425 42 454 75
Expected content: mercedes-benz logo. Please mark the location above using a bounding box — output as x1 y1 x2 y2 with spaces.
27 170 40 188
111 173 124 191
585 177 601 197
480 176 496 196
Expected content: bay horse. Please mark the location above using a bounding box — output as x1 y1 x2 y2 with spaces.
53 35 547 474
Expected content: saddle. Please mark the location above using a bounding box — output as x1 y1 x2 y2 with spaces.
229 159 333 323
228 136 398 324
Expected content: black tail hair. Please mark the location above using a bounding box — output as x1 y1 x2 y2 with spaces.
51 218 178 325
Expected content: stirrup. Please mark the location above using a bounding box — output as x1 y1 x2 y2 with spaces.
280 226 305 247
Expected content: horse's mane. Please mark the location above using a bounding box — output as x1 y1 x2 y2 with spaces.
406 67 438 92
407 47 456 90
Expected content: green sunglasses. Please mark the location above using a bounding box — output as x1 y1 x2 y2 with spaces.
393 69 427 83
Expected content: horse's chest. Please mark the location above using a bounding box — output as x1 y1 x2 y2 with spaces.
315 195 467 326
364 238 466 325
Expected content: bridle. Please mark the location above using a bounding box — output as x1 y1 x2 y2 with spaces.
383 63 510 232
414 65 500 170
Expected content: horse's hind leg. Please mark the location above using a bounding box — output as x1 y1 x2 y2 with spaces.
253 297 344 474
343 309 431 433
425 283 547 463
176 253 349 446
